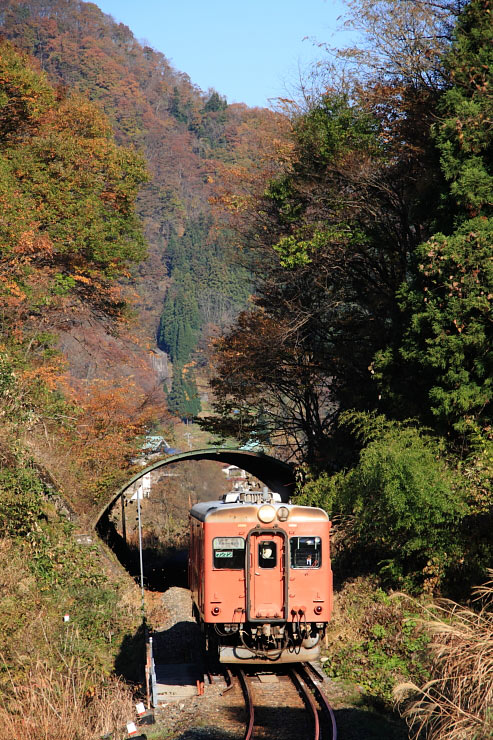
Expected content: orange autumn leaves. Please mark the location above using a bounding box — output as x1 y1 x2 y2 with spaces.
0 42 147 328
0 43 164 499
62 378 168 486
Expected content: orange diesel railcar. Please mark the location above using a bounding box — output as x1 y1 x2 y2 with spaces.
189 488 332 664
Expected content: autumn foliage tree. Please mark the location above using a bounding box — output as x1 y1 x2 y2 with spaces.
0 42 162 511
202 309 339 463
60 378 168 504
0 41 148 332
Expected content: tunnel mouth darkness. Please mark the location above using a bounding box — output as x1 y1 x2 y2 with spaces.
95 449 296 593
97 508 189 591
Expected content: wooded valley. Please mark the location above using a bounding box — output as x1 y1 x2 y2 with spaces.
0 0 491 737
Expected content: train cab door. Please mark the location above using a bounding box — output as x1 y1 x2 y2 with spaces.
247 531 286 621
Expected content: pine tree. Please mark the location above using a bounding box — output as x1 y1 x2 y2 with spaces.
166 367 187 418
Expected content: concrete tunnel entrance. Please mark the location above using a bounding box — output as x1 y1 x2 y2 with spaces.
96 448 296 591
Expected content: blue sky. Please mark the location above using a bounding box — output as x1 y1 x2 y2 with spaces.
94 0 350 108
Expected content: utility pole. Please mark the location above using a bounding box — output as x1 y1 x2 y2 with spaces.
136 482 145 619
184 418 193 450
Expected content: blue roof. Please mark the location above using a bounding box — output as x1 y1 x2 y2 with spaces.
141 436 179 453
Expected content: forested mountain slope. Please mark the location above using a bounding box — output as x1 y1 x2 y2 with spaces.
0 9 287 731
0 0 285 404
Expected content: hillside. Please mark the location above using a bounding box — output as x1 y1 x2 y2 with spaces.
0 0 285 403
0 16 289 733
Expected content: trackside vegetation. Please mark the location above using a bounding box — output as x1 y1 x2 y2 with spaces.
0 42 150 739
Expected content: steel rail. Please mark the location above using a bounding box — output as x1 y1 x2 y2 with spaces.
290 667 320 740
301 663 338 740
225 665 336 740
236 669 255 740
221 667 235 695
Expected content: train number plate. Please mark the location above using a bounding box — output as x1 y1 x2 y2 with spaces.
213 537 244 549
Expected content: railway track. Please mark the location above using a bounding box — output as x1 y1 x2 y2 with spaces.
230 663 337 740
293 663 338 740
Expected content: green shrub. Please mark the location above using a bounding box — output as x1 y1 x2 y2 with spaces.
299 413 467 590
0 459 139 683
324 578 431 705
0 467 45 537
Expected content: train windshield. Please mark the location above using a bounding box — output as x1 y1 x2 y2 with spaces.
213 537 245 569
290 536 322 569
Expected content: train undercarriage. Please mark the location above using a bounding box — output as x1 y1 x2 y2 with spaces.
202 618 326 664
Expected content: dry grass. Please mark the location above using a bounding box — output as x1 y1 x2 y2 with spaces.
0 661 136 740
0 532 142 740
395 572 493 740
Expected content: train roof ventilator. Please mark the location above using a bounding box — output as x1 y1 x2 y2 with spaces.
221 486 283 505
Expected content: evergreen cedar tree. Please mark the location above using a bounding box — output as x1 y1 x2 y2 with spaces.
158 218 251 419
376 0 492 437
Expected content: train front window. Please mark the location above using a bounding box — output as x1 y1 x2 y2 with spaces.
258 540 277 569
213 537 245 569
290 536 322 569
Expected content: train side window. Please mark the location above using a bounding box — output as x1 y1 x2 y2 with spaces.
258 540 277 569
290 536 322 569
213 536 245 569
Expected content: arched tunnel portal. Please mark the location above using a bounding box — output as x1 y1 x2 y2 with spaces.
95 448 296 590
94 447 295 529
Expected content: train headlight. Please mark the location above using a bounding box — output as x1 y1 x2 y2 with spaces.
258 504 276 523
277 506 289 522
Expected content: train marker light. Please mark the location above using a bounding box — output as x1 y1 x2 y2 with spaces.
277 506 289 521
212 606 221 615
258 504 276 523
314 605 323 615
